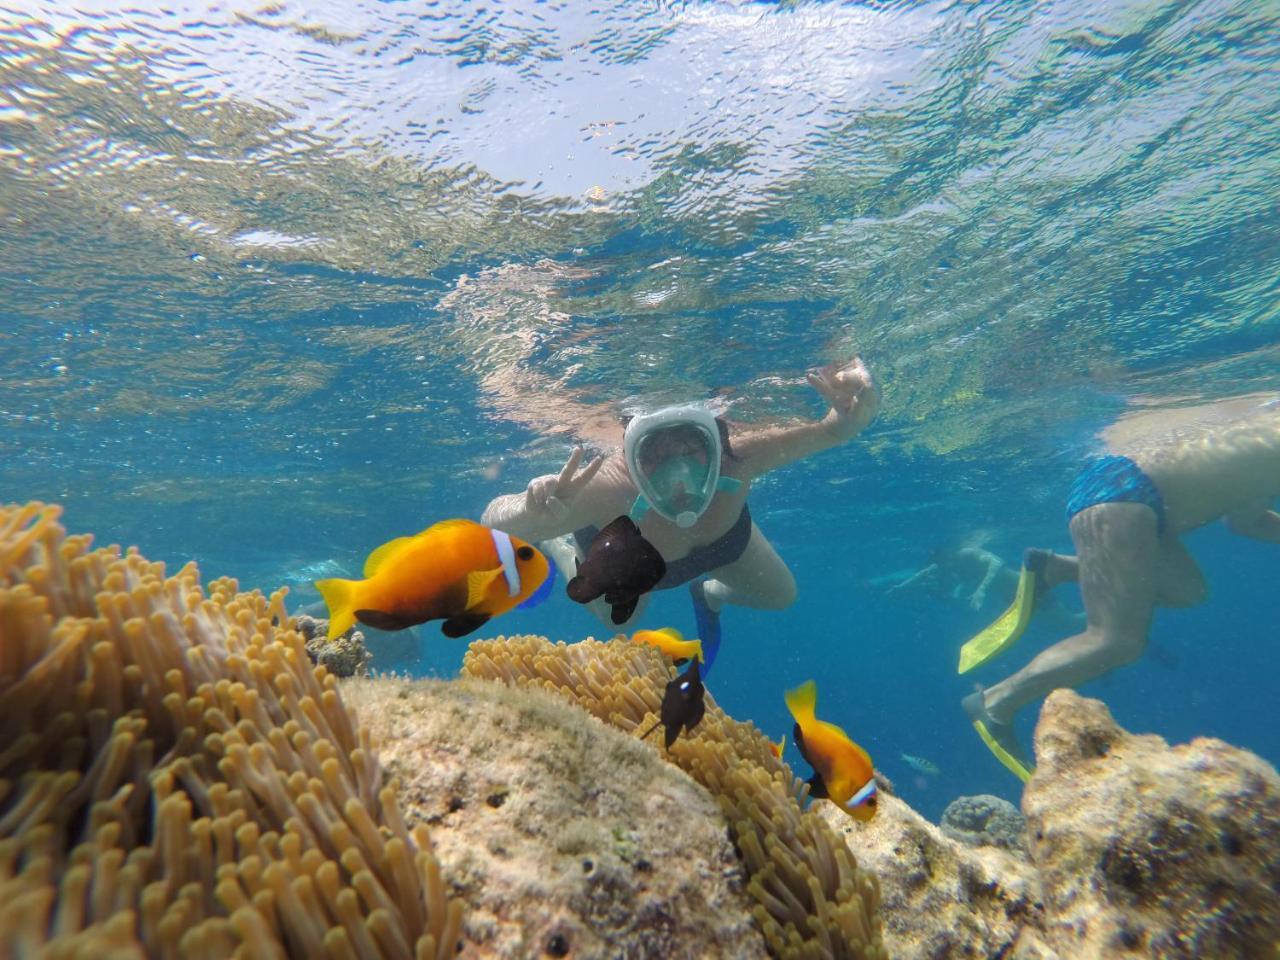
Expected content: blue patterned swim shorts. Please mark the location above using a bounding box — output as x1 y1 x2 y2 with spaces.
1065 455 1166 535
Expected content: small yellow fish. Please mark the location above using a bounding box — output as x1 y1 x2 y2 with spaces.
768 733 787 759
632 626 704 664
316 519 549 641
784 680 877 822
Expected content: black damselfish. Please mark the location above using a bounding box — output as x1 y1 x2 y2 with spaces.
639 660 706 750
565 515 666 624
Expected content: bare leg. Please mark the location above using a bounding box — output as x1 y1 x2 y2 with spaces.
701 523 798 613
1041 551 1079 587
1154 536 1207 607
983 502 1160 723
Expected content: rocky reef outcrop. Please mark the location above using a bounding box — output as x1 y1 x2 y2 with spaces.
344 675 767 960
1023 689 1280 959
831 689 1280 960
459 634 887 959
822 791 1044 958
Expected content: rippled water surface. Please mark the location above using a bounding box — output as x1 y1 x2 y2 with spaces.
3 0 1278 813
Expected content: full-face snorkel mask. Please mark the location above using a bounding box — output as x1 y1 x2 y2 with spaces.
623 405 742 528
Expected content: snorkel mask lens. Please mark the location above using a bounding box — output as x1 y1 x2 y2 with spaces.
631 418 720 527
643 453 711 527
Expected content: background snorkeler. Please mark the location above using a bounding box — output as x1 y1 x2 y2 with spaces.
961 394 1280 780
481 356 878 669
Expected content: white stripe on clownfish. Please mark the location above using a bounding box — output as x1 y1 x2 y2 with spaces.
845 778 877 810
490 529 521 597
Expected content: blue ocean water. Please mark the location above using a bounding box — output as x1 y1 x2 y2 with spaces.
2 0 1278 824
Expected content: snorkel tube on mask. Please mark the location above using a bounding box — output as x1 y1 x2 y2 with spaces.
623 404 742 528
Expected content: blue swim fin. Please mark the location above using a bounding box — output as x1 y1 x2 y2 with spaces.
689 579 721 674
518 569 556 609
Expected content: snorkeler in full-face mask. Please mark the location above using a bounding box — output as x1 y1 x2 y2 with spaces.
481 356 879 673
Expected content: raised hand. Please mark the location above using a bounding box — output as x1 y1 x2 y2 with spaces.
807 355 877 421
524 446 604 520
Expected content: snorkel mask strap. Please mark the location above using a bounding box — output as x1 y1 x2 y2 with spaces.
628 496 652 523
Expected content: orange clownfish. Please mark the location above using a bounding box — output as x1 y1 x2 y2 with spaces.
784 680 877 822
632 626 704 665
768 733 787 759
315 519 549 641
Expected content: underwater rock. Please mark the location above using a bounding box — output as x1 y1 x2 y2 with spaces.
1024 689 1280 959
821 792 1050 959
941 794 1028 853
297 612 373 677
344 675 767 960
459 634 887 957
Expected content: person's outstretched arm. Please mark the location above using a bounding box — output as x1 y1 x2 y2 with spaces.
886 563 939 594
481 447 604 542
969 552 1004 609
731 356 879 479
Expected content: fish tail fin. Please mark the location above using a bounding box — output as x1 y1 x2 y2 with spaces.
315 578 359 640
693 639 705 663
784 679 818 725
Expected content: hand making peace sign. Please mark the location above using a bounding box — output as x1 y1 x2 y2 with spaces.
524 446 605 520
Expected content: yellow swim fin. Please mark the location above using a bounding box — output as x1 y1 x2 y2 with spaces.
972 719 1034 783
962 691 1034 783
957 552 1045 674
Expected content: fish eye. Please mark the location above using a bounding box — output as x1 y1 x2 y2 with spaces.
517 546 535 561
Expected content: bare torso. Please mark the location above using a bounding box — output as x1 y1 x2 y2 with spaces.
1103 395 1280 533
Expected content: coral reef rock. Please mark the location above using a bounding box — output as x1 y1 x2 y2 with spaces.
1024 689 1280 960
822 793 1048 959
297 613 373 677
825 691 1280 960
941 794 1028 853
344 675 768 960
459 634 886 959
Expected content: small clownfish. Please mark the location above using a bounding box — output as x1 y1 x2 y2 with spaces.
768 733 787 759
632 626 704 665
784 680 877 822
316 519 549 641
